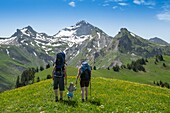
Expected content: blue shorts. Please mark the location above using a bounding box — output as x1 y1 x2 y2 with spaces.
53 76 64 91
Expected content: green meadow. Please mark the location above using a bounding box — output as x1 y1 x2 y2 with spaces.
35 56 170 86
0 56 170 112
0 76 170 112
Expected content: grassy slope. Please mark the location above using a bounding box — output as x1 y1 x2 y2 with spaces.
0 77 170 113
0 53 24 91
1 56 170 112
0 45 46 92
35 56 170 86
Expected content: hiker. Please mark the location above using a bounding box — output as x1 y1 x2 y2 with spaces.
52 52 67 102
76 61 91 102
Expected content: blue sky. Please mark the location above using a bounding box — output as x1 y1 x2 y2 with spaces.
0 0 170 43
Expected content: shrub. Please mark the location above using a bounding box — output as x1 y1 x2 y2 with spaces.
156 55 164 61
40 66 44 71
121 65 126 69
127 64 131 70
47 75 52 79
46 64 50 69
145 59 148 62
93 66 96 70
37 77 40 82
163 63 166 67
113 65 120 72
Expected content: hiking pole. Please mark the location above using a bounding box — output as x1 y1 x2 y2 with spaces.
90 80 91 97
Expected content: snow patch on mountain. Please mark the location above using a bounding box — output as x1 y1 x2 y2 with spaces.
30 42 34 46
98 41 100 49
0 36 17 45
33 52 37 56
6 49 9 56
87 48 92 52
97 32 101 39
64 47 69 53
21 39 25 43
55 29 76 37
55 24 81 37
130 32 136 37
75 50 79 57
46 48 52 51
20 28 31 37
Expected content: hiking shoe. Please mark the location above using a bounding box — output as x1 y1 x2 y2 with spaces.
82 99 85 102
55 99 58 102
60 98 63 101
55 96 58 102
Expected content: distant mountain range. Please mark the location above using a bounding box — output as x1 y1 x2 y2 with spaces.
0 20 170 92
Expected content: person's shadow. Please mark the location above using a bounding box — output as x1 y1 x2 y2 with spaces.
89 99 101 106
62 100 78 107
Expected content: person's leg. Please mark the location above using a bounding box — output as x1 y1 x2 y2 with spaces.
54 89 58 101
85 87 88 100
59 77 64 100
81 87 85 102
80 80 85 102
54 77 59 102
60 91 63 100
85 81 90 101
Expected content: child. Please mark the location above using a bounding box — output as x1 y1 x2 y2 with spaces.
67 82 76 100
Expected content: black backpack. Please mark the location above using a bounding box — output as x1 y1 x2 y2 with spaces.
80 62 91 81
54 52 65 77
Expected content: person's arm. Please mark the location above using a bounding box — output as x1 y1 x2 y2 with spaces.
76 68 80 85
64 66 67 86
52 65 55 80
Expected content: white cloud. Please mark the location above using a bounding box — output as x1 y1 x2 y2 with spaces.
112 6 118 9
104 0 125 3
144 1 155 6
133 0 144 5
69 1 75 7
157 12 170 21
133 0 155 6
103 4 109 7
118 2 128 6
114 0 124 2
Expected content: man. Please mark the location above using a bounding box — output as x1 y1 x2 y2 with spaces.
52 52 67 102
76 61 91 102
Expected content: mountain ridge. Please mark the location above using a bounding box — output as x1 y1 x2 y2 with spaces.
1 20 170 92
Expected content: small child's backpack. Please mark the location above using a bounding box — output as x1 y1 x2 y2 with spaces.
54 52 65 77
80 62 91 81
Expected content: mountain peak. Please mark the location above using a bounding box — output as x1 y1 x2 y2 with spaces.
120 28 129 34
11 26 37 37
54 20 96 37
76 20 89 26
25 25 34 31
21 25 36 34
